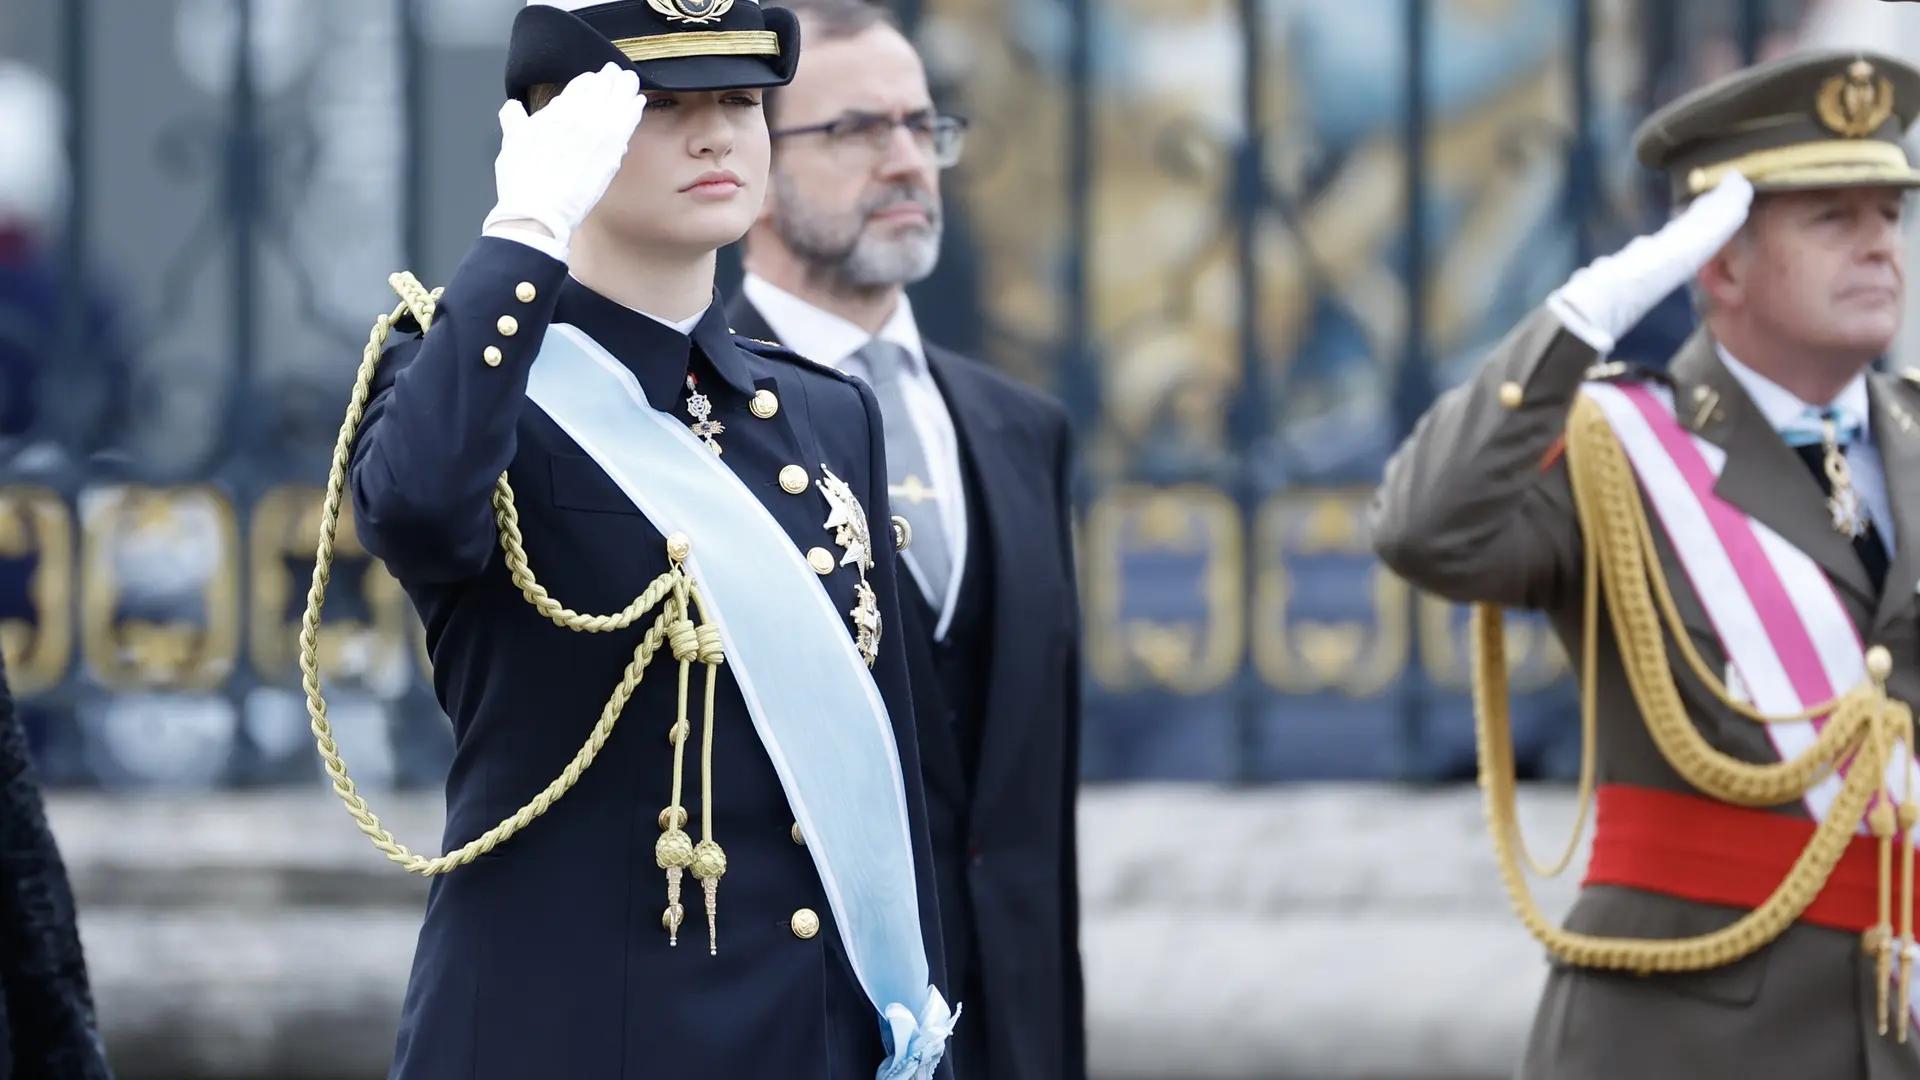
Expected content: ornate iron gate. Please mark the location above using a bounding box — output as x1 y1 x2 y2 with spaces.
0 0 1795 790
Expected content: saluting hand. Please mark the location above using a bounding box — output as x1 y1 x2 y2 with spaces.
1547 171 1755 355
481 62 651 260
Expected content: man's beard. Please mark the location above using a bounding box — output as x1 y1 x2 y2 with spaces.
770 170 943 291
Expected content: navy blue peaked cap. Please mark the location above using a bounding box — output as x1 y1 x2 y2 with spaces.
505 0 800 99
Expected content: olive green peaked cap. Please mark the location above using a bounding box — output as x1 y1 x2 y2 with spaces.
1635 49 1920 204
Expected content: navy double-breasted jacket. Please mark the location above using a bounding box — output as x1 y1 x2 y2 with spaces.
347 236 951 1080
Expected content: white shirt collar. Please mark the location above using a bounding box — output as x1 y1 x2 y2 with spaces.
1716 343 1872 438
661 308 706 335
740 272 926 372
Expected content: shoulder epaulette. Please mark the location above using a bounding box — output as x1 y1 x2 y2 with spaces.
1584 360 1674 387
731 333 847 378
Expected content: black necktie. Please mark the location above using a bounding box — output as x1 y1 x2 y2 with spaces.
1791 442 1889 595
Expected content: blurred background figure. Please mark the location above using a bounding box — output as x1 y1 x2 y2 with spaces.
1 641 113 1080
0 58 130 467
733 3 1086 1077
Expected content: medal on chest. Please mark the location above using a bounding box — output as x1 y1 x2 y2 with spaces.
819 466 883 668
685 373 725 455
1821 417 1868 539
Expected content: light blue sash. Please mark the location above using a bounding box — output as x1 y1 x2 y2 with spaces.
525 324 956 1080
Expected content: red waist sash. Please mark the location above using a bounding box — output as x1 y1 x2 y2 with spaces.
1583 783 1914 935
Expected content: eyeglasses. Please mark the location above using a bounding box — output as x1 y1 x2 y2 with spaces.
770 110 970 169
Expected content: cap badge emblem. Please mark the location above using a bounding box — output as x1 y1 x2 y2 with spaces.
648 0 736 24
1817 59 1895 138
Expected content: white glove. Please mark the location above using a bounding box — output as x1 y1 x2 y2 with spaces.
1546 171 1755 355
481 63 649 261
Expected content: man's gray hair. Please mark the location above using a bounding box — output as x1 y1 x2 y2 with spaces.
776 0 898 36
766 0 902 127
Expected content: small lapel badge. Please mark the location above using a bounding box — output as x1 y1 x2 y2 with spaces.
1690 385 1721 430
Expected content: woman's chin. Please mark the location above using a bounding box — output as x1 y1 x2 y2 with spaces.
657 202 758 253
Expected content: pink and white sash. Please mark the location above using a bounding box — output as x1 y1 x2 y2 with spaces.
1582 380 1914 824
1583 380 1920 1009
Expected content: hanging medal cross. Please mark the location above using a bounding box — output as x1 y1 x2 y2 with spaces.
686 373 725 455
819 466 882 667
1823 416 1867 538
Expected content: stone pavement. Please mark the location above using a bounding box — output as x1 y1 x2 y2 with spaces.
47 784 1588 1080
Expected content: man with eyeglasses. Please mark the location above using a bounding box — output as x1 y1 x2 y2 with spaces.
729 4 1084 1080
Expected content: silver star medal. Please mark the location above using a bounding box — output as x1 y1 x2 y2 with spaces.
819 465 881 666
685 374 724 454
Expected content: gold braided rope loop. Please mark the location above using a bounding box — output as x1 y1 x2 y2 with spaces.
1473 389 1913 982
299 272 720 876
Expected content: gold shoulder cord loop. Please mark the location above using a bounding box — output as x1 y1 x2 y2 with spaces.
299 274 729 949
1475 392 1912 1031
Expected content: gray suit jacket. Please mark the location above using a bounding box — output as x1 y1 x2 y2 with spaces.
1372 305 1920 1080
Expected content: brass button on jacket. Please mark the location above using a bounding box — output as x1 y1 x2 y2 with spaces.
790 908 820 940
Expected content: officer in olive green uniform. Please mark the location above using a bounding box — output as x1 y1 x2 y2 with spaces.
1374 50 1920 1080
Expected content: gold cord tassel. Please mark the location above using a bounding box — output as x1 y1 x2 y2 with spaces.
657 577 700 944
1871 665 1901 1039
690 712 727 955
1902 731 1918 1042
1861 652 1913 1040
1874 791 1896 1036
657 760 693 944
686 596 728 956
658 812 692 944
695 848 725 955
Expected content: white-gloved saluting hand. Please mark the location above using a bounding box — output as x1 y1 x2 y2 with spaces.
1546 171 1755 356
481 62 650 262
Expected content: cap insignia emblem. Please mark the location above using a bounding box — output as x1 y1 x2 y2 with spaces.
1817 59 1895 139
647 0 736 24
